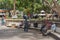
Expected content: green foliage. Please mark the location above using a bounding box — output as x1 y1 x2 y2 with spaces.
0 0 13 9
43 5 51 13
0 0 60 14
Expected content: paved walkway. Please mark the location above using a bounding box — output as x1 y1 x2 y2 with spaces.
0 26 55 40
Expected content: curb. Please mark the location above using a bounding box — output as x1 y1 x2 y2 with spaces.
50 32 60 40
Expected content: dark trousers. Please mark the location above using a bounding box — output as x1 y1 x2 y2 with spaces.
24 23 29 32
40 25 47 36
40 25 45 32
24 27 28 32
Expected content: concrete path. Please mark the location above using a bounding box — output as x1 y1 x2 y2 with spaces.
0 28 55 40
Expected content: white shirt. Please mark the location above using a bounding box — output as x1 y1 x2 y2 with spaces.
51 24 56 31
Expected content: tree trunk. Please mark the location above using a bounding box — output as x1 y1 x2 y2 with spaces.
13 0 16 15
44 0 60 17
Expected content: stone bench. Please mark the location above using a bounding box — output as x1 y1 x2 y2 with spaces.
50 32 60 40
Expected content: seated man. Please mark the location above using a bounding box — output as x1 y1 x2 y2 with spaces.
41 20 52 36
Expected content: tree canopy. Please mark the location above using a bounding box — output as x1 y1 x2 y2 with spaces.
0 0 60 14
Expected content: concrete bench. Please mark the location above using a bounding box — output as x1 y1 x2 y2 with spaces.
50 32 60 40
6 22 20 28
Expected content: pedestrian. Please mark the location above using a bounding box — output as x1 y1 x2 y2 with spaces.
24 19 29 32
51 22 56 32
1 16 6 26
24 15 29 32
